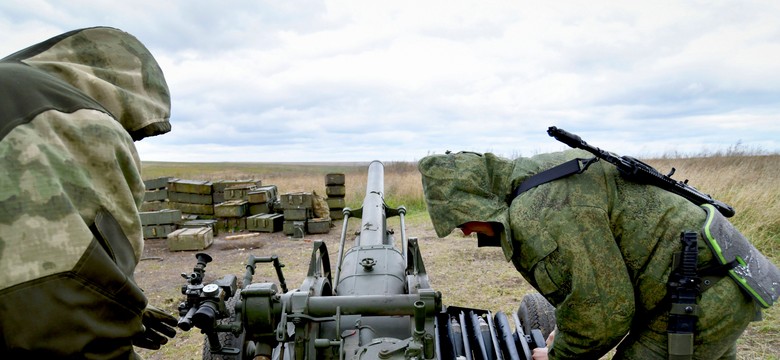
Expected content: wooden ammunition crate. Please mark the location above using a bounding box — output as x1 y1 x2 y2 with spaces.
248 185 278 204
325 173 345 186
247 213 283 232
213 179 262 193
283 220 306 238
325 185 346 197
217 217 247 232
306 218 331 234
139 209 182 226
214 200 248 218
143 224 177 239
249 203 273 216
144 176 173 191
181 219 219 237
326 197 345 209
329 209 344 220
167 227 213 251
168 202 214 215
225 184 257 201
283 208 312 221
140 200 169 212
168 179 213 195
168 191 214 205
143 189 168 202
280 192 313 210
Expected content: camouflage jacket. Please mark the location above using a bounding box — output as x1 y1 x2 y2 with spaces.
420 150 718 359
0 27 170 358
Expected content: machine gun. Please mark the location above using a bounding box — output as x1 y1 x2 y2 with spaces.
547 126 735 217
177 161 554 359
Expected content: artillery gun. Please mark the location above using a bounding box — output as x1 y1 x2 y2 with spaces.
177 161 555 359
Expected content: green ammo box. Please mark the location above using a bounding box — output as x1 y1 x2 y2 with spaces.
167 227 213 251
217 217 247 232
248 185 278 204
213 180 262 203
325 185 346 197
329 209 344 220
168 202 214 215
247 213 284 232
143 224 177 239
168 179 213 195
143 189 168 202
168 191 214 205
280 192 313 210
283 208 312 221
140 200 168 212
225 184 257 201
144 176 173 191
182 219 219 237
326 197 345 209
306 218 331 234
325 173 345 186
249 203 273 216
213 179 261 193
283 220 306 238
214 200 249 218
139 209 182 226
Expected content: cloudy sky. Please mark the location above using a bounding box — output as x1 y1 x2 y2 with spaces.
2 1 779 162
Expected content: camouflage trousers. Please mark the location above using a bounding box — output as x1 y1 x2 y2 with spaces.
613 277 755 360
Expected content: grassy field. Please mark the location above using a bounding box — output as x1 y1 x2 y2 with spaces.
139 154 779 359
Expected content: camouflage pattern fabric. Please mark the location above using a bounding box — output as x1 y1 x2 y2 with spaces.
3 26 171 141
419 150 756 359
0 27 171 358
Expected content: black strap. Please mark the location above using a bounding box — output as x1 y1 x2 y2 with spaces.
511 157 599 200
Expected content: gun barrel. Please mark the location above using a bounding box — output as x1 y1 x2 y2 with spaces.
358 160 388 246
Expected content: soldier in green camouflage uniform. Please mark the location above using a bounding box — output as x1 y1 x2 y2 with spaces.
419 150 757 359
0 27 177 358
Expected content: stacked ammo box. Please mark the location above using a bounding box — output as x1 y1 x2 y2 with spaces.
167 179 214 216
246 185 284 233
213 180 264 233
279 192 312 238
141 177 172 212
279 191 331 238
140 209 182 239
325 173 346 220
247 185 278 216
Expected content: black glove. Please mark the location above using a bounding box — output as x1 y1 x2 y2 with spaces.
134 305 178 350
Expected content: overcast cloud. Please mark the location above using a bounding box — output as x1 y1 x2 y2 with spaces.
2 0 779 162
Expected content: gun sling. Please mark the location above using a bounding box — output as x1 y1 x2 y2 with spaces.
510 157 599 200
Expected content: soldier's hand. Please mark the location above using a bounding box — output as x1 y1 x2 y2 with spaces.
531 347 549 360
134 305 178 350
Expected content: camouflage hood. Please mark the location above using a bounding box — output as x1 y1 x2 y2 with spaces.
419 150 585 260
419 152 516 259
2 26 171 140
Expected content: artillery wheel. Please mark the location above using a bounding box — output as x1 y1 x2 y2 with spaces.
203 290 252 360
517 293 556 340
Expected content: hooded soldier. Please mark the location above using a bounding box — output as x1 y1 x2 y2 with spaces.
0 27 176 358
419 150 763 359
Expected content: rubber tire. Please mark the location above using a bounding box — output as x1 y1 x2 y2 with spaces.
202 290 250 360
517 293 556 340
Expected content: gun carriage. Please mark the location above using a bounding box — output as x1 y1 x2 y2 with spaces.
177 161 554 360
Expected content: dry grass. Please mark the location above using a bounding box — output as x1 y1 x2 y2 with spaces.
139 154 779 359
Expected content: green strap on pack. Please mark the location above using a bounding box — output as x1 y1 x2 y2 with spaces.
701 204 780 308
